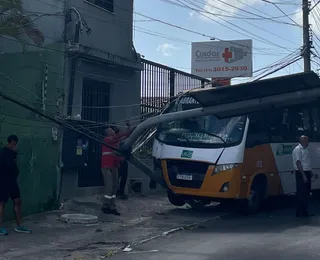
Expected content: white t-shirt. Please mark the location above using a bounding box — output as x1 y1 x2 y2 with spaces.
292 144 312 171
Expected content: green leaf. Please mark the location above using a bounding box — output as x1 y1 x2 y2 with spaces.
0 0 23 11
0 11 44 44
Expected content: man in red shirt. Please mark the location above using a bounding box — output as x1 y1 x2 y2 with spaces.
101 124 133 215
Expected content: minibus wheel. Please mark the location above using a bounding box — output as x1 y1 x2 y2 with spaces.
246 179 266 214
167 190 186 207
237 179 266 215
247 188 262 214
187 200 206 211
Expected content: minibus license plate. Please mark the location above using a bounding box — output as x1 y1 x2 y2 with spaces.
176 174 192 181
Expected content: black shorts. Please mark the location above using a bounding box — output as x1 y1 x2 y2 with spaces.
0 181 20 203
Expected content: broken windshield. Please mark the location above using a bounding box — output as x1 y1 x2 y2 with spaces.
156 96 247 148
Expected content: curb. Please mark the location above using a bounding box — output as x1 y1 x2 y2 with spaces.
100 214 226 258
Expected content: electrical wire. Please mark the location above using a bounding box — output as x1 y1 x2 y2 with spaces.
0 1 306 104
0 36 212 92
191 0 300 26
0 28 302 83
0 71 166 134
177 0 298 48
21 0 299 56
0 0 298 68
0 46 302 115
311 0 320 11
160 0 300 21
261 0 301 27
7 0 298 78
0 48 305 151
235 0 301 21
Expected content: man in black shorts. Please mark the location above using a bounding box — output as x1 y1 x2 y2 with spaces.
0 135 31 235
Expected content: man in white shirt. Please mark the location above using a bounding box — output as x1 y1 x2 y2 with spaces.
292 135 313 218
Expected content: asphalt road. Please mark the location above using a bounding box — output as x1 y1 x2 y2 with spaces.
112 199 320 260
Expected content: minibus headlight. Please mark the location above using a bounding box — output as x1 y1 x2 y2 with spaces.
213 164 240 175
220 182 229 192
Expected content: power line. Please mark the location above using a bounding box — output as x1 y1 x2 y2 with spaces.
160 0 300 22
177 0 297 50
1 0 308 82
1 7 292 62
261 0 301 27
311 0 320 11
178 0 298 47
192 0 300 26
0 49 305 147
235 0 301 21
1 32 296 92
134 26 296 56
0 35 206 88
25 0 299 55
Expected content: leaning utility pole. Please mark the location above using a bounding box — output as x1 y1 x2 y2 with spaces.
303 0 311 72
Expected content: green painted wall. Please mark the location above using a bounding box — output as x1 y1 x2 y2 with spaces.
0 44 65 220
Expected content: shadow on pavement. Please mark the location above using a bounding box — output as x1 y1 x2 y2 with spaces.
190 197 320 234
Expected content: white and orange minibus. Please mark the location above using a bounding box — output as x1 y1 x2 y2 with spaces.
151 74 320 213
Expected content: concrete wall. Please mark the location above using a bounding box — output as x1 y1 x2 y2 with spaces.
0 0 134 59
70 60 141 121
0 0 158 204
59 59 143 199
66 0 134 60
58 0 143 198
60 160 164 200
0 45 65 220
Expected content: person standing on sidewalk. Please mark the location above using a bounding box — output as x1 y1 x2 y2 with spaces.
101 128 122 216
111 121 135 200
0 135 31 235
101 124 133 215
292 135 314 218
117 158 129 200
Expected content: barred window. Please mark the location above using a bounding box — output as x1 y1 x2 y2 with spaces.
86 0 114 13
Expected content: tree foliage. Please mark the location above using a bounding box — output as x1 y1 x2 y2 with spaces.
0 0 44 45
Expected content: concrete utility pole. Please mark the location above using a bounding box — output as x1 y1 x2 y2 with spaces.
303 0 311 72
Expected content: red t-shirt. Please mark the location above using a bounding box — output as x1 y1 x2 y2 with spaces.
101 129 133 168
101 136 120 169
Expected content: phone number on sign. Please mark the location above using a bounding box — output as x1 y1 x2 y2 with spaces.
212 66 248 72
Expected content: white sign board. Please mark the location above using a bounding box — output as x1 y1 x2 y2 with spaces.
191 40 253 78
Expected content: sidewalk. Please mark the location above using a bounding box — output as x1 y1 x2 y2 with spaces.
0 193 225 260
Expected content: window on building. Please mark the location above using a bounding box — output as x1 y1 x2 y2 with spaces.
86 0 114 13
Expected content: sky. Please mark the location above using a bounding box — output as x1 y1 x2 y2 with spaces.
133 0 320 83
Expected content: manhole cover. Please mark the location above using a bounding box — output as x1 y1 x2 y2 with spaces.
60 214 98 224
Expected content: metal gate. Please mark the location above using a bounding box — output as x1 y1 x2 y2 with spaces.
139 59 210 157
78 78 110 187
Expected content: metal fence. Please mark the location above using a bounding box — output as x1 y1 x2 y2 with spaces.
138 58 210 157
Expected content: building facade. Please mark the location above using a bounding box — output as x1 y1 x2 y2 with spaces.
60 0 143 197
0 0 142 217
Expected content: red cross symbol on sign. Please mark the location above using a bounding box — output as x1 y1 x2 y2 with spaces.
222 48 232 62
